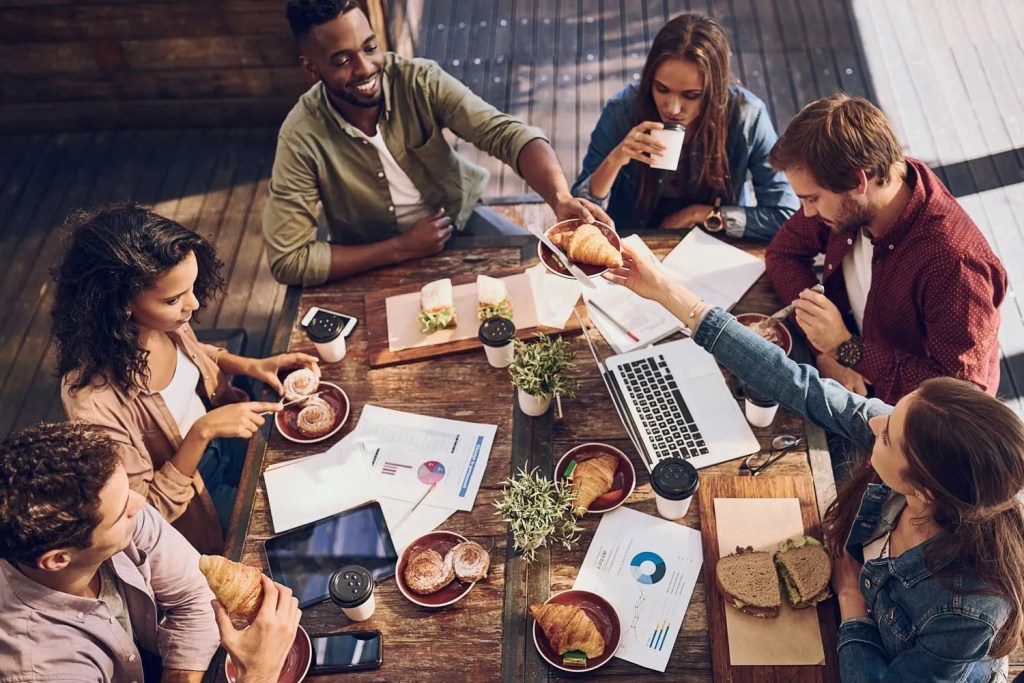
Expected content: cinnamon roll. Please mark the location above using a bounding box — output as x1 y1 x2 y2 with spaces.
282 368 319 401
296 396 335 438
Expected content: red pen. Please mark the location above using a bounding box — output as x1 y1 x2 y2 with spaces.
588 299 640 342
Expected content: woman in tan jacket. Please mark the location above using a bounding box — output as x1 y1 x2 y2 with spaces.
53 204 319 554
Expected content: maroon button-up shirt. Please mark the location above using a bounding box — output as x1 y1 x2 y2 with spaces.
765 158 1006 404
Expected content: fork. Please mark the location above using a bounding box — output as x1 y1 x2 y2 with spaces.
758 284 824 332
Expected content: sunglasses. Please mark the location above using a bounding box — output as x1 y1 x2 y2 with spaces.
740 434 804 476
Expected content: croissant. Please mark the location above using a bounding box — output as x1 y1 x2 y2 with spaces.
571 454 618 516
529 603 606 658
567 224 623 269
199 555 264 623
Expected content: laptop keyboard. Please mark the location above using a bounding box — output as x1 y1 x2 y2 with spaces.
618 355 710 461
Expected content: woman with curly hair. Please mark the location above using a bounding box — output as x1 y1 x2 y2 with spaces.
53 203 319 553
573 13 798 238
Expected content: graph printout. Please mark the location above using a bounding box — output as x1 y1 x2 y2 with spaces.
573 507 703 671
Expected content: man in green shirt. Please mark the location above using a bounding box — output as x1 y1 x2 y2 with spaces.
265 0 609 286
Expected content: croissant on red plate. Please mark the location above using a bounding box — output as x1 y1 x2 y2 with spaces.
529 603 605 658
567 224 622 269
571 454 618 516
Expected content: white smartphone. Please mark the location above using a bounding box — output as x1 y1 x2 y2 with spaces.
301 306 358 337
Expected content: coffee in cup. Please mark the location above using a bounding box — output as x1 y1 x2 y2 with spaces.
651 459 699 520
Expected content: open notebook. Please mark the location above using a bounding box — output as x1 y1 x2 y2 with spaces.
585 232 765 353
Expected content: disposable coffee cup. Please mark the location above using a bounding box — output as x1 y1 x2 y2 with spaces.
478 316 516 368
307 311 347 363
651 459 699 520
649 123 686 171
329 565 375 621
743 385 779 428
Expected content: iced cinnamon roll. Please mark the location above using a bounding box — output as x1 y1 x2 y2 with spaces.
296 396 335 437
282 368 319 402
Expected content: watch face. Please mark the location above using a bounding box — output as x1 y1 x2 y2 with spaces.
704 213 724 232
838 337 864 367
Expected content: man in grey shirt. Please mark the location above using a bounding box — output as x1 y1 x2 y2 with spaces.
0 422 298 683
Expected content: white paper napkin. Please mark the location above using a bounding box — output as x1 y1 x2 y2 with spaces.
526 263 582 328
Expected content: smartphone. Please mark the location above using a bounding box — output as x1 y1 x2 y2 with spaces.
301 306 358 338
308 630 383 673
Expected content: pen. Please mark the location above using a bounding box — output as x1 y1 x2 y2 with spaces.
396 482 436 528
587 299 640 342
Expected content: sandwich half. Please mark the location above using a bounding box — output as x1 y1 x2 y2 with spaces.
418 278 457 333
715 546 781 618
774 536 832 609
476 275 513 321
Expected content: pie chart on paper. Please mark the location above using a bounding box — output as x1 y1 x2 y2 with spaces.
417 460 446 485
630 551 667 585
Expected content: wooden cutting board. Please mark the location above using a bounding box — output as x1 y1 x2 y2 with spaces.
364 268 581 367
698 475 839 682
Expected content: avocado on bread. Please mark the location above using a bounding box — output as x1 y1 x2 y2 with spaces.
774 536 832 609
715 546 782 619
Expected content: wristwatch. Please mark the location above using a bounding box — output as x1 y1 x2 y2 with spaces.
703 197 724 233
835 335 864 368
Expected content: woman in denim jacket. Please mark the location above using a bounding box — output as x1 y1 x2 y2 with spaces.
608 242 1024 682
572 13 798 239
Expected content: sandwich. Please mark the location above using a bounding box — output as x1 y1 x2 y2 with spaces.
715 546 782 618
774 536 832 609
417 278 457 333
476 275 513 321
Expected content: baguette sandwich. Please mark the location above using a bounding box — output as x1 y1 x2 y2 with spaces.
774 536 832 609
417 278 457 333
476 275 513 321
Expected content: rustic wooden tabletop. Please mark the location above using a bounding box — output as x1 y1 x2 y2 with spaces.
216 232 839 682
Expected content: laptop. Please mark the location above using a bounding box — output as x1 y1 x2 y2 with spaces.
576 310 759 472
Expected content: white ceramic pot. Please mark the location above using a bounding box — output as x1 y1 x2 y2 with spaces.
517 389 552 416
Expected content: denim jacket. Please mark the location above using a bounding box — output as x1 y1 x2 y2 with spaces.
693 308 1011 683
572 84 798 239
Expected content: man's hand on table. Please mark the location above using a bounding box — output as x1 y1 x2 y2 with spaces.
398 208 454 259
817 355 869 396
214 576 302 683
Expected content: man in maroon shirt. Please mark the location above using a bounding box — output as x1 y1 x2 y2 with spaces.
765 94 1006 405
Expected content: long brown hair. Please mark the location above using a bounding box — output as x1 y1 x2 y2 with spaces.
824 378 1024 658
634 13 733 219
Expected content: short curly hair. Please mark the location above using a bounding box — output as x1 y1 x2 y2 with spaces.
0 422 121 565
286 0 366 39
51 203 225 395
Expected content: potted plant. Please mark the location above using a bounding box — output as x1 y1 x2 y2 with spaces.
493 467 580 563
508 333 578 416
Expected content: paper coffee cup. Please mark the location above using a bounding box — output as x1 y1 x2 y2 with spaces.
743 385 779 428
651 459 699 520
329 565 375 621
649 123 686 171
307 312 347 363
479 317 516 369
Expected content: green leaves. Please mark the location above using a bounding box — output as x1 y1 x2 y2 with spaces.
417 308 454 332
508 333 578 399
493 467 580 563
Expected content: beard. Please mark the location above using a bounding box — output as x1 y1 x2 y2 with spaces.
820 194 876 236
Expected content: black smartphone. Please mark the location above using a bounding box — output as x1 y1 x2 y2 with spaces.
308 630 383 674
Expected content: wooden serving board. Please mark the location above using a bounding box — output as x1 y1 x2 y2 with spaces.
698 475 839 683
364 268 581 367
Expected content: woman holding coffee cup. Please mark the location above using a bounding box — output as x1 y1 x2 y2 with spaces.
572 13 798 240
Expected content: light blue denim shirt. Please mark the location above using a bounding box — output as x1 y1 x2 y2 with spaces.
572 84 798 239
693 308 1011 683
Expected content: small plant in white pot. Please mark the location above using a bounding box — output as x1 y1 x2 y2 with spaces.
493 467 580 562
508 333 578 416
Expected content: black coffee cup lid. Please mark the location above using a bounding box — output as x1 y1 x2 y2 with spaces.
329 565 373 607
307 309 344 343
478 316 516 347
743 384 778 408
661 122 686 132
651 459 699 500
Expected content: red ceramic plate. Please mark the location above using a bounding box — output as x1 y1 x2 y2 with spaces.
226 624 311 683
274 382 350 444
538 219 621 279
555 443 636 514
735 313 793 356
395 531 478 608
532 590 621 673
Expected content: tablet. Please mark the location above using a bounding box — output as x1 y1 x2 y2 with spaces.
263 502 398 608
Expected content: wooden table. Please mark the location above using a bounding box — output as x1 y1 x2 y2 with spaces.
222 233 839 682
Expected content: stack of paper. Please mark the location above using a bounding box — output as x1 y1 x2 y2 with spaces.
660 229 766 310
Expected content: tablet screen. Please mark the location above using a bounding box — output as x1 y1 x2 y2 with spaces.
263 502 397 607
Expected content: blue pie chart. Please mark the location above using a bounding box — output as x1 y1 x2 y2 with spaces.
630 551 667 585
